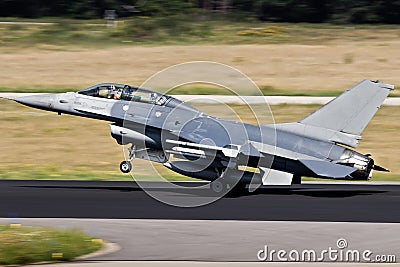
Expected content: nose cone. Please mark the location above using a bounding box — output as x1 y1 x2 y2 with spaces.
15 94 56 110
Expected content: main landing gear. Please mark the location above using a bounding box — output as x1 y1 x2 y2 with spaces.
210 168 245 195
210 178 248 195
119 145 135 173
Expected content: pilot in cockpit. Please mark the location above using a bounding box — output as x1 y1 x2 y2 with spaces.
150 92 158 102
114 87 123 100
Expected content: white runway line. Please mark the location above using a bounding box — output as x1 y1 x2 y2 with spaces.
176 95 400 106
0 21 55 25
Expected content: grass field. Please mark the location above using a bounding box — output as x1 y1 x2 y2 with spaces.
1 18 400 47
0 100 398 181
0 224 102 265
0 43 399 96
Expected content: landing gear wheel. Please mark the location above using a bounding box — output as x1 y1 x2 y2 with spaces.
211 180 224 193
120 161 132 173
211 179 233 195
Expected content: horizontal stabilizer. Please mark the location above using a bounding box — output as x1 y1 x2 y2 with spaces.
274 122 361 147
300 159 356 178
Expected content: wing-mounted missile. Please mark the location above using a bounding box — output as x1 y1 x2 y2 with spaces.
163 139 261 182
165 139 240 158
164 139 241 168
164 139 291 186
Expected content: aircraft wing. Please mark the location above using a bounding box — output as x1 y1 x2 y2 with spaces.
165 138 357 181
168 120 358 180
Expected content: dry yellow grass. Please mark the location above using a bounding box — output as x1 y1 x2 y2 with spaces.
0 100 399 180
0 43 399 92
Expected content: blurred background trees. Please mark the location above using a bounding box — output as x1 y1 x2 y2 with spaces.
0 0 399 23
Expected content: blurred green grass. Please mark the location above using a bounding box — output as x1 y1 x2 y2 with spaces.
0 167 398 182
0 19 398 96
0 224 102 265
1 17 400 49
0 165 200 182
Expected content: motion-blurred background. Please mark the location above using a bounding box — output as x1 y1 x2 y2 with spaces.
0 0 399 181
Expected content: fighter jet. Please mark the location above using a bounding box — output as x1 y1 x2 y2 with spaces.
3 80 394 192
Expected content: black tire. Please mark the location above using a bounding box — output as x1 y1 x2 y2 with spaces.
211 179 239 195
211 180 223 193
211 180 249 197
120 161 132 173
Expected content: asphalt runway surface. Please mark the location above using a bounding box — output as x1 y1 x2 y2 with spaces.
1 180 399 223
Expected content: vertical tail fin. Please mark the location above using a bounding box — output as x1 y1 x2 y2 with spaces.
300 80 394 136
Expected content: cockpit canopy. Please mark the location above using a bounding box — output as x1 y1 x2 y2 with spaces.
78 83 170 106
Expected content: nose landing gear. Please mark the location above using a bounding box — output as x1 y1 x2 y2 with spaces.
119 145 136 173
120 161 132 173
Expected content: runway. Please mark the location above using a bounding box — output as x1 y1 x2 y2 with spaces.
1 180 399 222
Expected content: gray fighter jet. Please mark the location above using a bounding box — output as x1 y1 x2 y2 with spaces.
4 80 394 192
